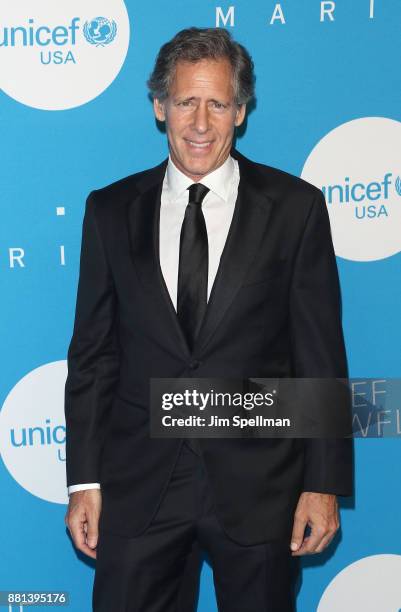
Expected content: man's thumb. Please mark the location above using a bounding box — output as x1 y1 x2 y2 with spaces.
290 516 306 551
86 518 99 549
87 532 98 549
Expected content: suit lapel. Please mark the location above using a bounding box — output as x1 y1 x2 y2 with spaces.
128 150 275 357
127 159 192 357
194 151 274 353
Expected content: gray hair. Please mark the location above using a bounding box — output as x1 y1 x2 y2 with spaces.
147 27 255 107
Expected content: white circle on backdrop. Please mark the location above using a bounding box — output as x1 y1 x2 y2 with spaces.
317 554 401 611
0 361 68 504
302 117 401 261
0 1 130 110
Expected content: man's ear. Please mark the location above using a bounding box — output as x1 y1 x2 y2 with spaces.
153 98 166 122
234 104 246 127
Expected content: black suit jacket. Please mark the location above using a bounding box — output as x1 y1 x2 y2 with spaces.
64 148 353 545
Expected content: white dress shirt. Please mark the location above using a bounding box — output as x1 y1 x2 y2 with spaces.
68 153 240 495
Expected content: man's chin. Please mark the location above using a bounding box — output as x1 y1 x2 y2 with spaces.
180 158 219 180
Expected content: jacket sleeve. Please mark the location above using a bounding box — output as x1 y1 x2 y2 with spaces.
64 192 120 487
289 189 353 496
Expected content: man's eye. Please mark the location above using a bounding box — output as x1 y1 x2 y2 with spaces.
211 102 225 109
179 100 192 107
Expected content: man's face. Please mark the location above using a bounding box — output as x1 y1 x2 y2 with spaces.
153 58 246 181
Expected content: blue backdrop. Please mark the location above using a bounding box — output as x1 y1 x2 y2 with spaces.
1 1 400 610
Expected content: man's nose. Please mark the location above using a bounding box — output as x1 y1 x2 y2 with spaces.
192 104 210 133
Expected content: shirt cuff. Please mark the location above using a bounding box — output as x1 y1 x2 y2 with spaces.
68 483 101 495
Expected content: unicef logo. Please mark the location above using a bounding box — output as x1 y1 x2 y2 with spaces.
0 1 130 110
0 361 69 504
318 554 401 611
83 17 117 47
302 117 401 261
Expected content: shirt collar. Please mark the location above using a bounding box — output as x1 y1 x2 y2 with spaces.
166 153 235 203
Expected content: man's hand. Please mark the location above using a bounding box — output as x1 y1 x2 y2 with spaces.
290 492 339 556
65 489 102 559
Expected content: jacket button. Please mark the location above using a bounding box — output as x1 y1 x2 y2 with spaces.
189 360 201 369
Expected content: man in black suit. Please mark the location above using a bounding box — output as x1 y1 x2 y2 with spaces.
64 27 353 611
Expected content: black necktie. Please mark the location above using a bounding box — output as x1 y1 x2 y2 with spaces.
177 182 210 352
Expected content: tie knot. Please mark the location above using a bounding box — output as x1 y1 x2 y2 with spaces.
187 183 210 205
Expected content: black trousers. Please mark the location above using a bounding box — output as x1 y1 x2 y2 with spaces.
93 442 299 611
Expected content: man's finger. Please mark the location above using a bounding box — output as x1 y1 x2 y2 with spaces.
67 512 97 559
314 527 338 554
300 523 327 554
86 508 99 550
290 512 308 553
293 521 335 556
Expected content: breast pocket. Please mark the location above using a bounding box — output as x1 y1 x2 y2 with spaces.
241 259 287 288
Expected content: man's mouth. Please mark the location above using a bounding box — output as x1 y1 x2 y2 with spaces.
185 139 213 149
